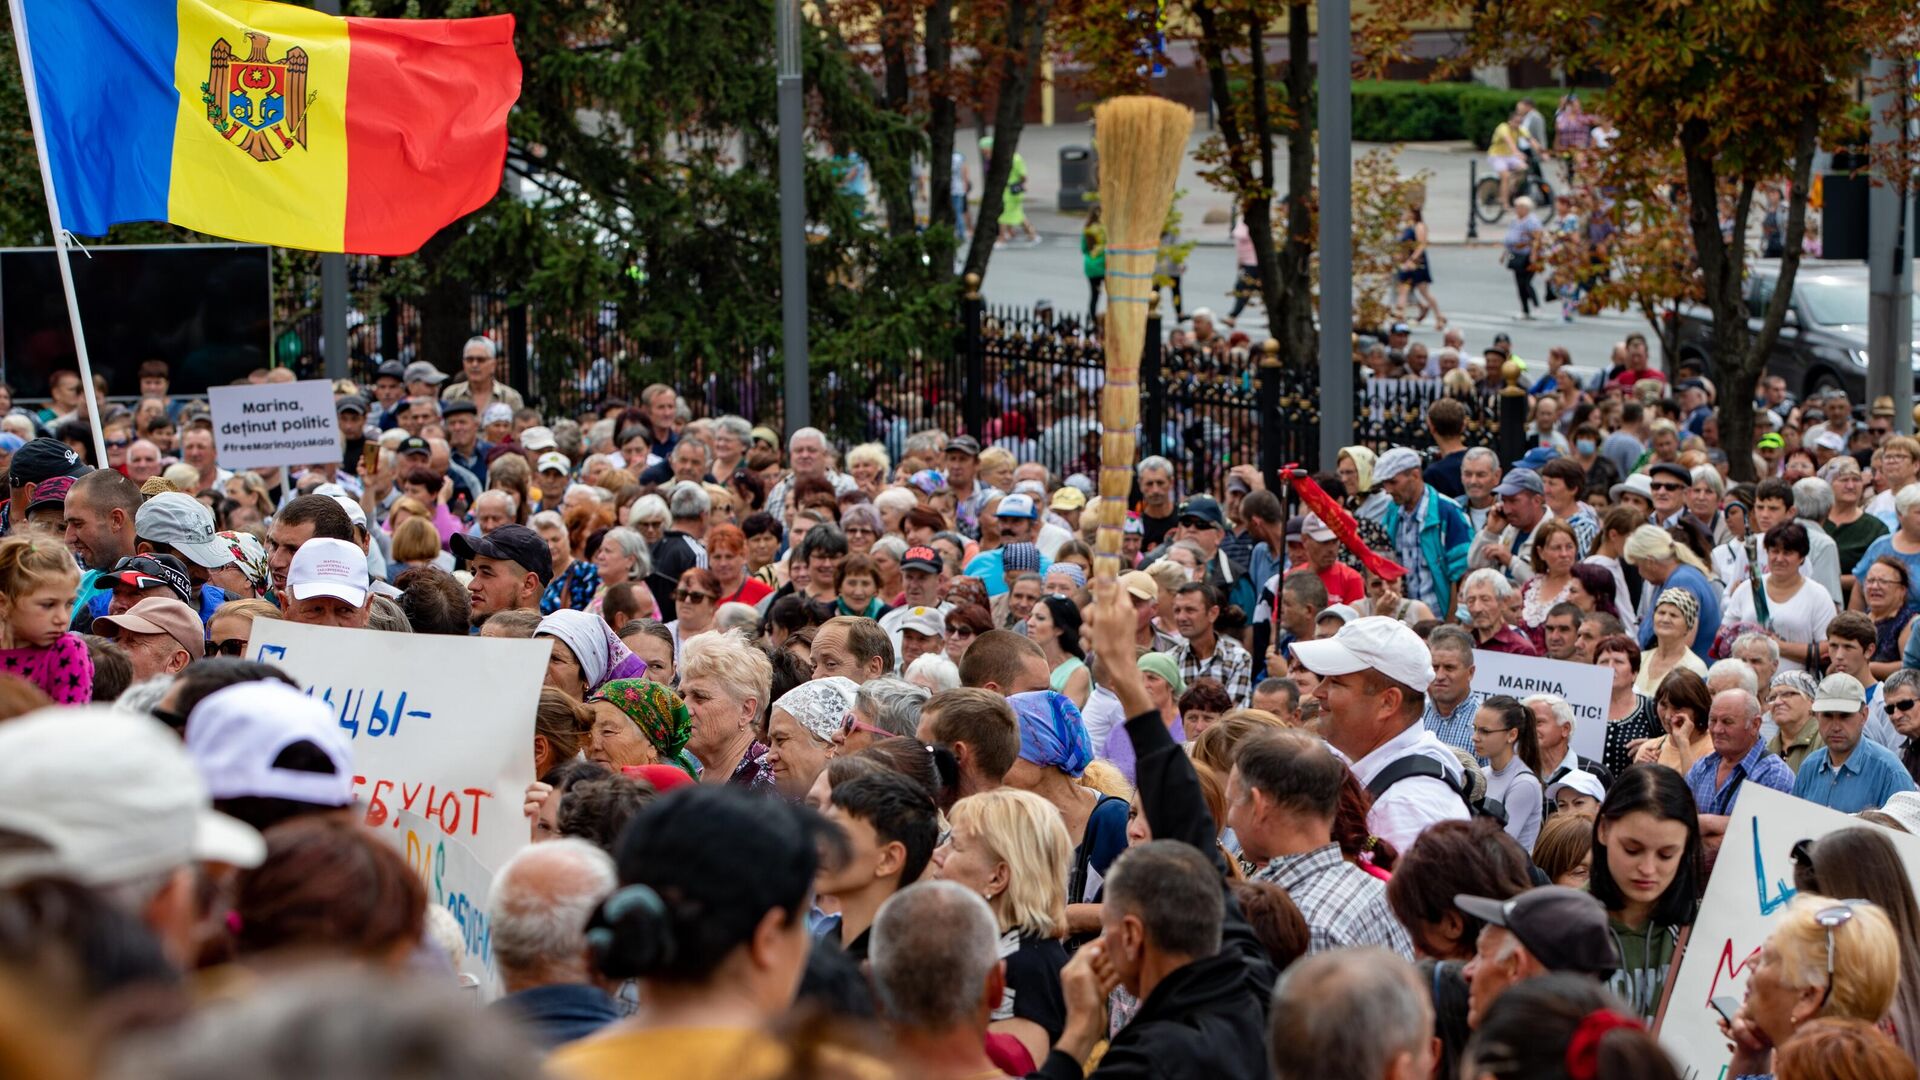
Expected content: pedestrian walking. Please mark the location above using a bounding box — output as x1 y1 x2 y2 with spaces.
984 135 1038 247
1392 206 1444 330
1083 207 1106 329
1503 196 1543 320
1225 203 1261 327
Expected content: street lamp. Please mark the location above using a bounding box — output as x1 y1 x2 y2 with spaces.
777 0 810 433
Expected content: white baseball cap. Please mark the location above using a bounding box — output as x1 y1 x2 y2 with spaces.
996 493 1039 520
897 607 946 637
1812 429 1847 453
1301 513 1336 542
1288 615 1435 693
1546 770 1607 805
186 682 354 807
520 426 558 452
287 538 371 608
0 707 265 887
136 491 237 569
537 451 572 475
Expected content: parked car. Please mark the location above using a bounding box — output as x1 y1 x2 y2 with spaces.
1670 261 1920 401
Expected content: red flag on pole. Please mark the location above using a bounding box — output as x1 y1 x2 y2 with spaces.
1279 465 1408 582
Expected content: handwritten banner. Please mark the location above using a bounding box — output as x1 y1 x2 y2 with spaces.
207 378 341 471
1471 650 1612 765
1659 785 1920 1075
395 808 499 994
248 620 545 890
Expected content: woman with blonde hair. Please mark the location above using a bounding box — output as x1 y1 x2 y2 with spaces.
1723 896 1902 1079
387 517 447 577
846 443 890 498
934 787 1071 1065
1190 708 1288 777
222 471 276 525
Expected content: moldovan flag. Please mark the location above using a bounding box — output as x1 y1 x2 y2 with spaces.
15 0 521 255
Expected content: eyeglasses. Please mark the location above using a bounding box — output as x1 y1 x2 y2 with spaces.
205 638 248 658
1649 481 1685 492
675 590 714 604
1472 725 1509 737
1813 900 1867 1010
1889 698 1919 714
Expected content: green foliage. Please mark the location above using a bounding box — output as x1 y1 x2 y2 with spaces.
1351 81 1573 148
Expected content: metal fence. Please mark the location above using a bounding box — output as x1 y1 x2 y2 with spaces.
1353 377 1506 458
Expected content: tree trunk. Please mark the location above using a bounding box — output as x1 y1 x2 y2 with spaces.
1192 0 1280 329
925 0 958 277
1275 1 1317 368
962 0 1052 283
877 16 918 237
1680 112 1818 482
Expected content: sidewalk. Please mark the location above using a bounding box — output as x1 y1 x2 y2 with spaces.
961 123 1489 247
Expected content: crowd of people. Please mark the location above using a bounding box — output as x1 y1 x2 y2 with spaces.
0 336 1917 1080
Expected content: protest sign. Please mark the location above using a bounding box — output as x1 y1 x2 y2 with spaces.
1471 650 1612 764
207 378 341 471
247 621 545 878
1659 785 1920 1074
395 808 499 994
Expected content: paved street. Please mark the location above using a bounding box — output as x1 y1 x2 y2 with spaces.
978 235 1648 370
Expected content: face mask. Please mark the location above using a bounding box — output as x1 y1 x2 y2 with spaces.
1576 438 1597 456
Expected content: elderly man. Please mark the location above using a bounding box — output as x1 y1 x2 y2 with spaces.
1469 468 1550 587
125 439 165 485
488 839 619 1048
1455 887 1623 1030
1421 625 1482 752
279 538 374 630
1460 568 1539 656
892 608 946 672
764 427 860 525
1688 688 1794 843
1292 616 1469 852
1455 447 1502 533
812 616 895 685
441 335 525 416
880 546 950 651
1134 455 1179 547
870 882 1011 1079
1290 512 1364 605
471 490 518 537
1645 462 1694 529
1529 694 1614 795
1789 477 1845 605
94 596 202 681
1231 729 1411 956
440 401 491 486
1270 948 1434 1080
1376 446 1472 618
1790 673 1917 812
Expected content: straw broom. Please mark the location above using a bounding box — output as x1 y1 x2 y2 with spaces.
1093 96 1192 585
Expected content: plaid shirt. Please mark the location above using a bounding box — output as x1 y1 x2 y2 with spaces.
1170 633 1253 708
1394 494 1437 611
1422 691 1484 754
1255 843 1412 958
1685 740 1795 815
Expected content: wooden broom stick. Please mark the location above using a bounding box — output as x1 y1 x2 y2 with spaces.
1093 96 1192 585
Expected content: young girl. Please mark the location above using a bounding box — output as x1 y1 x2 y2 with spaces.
1591 764 1702 1021
0 537 92 704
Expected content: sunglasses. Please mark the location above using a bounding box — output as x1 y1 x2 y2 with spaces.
675 590 714 604
1649 481 1685 492
842 713 892 739
205 638 248 658
1889 698 1919 714
947 625 977 638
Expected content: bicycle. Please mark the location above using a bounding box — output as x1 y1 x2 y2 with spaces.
1473 142 1557 225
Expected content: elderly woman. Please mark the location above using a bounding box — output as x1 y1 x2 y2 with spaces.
627 494 669 547
1820 456 1887 582
1723 896 1901 1079
1861 556 1920 679
1625 525 1719 657
586 678 699 776
533 509 597 613
1003 690 1129 920
869 535 907 605
212 530 271 600
1851 482 1920 613
704 524 771 607
589 526 652 616
710 415 752 479
846 443 891 499
1636 588 1710 699
765 676 858 800
535 609 649 701
668 568 721 655
1686 465 1725 540
677 630 776 790
945 603 993 663
1336 445 1391 524
839 503 882 555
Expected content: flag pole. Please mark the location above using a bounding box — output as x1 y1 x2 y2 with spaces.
9 0 113 469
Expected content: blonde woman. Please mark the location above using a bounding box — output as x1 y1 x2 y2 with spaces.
934 788 1072 1065
1624 523 1718 657
846 443 891 499
1723 896 1901 1079
207 597 283 659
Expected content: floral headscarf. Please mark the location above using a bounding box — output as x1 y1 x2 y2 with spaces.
1009 690 1094 777
537 609 648 694
595 678 697 776
773 677 860 744
1655 587 1700 629
217 530 270 594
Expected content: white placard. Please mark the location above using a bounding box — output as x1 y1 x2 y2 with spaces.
247 621 545 878
208 378 341 471
1471 650 1613 765
395 808 500 995
1659 785 1920 1073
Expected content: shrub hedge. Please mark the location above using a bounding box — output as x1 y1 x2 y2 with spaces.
1352 81 1583 150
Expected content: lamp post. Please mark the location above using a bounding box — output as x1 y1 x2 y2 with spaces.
777 0 810 433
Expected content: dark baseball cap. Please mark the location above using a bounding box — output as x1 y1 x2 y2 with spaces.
25 474 79 514
900 546 943 574
1177 495 1227 530
944 435 981 457
1454 886 1621 976
9 438 88 488
105 553 193 605
374 361 406 382
451 525 553 585
335 395 368 416
396 436 431 458
441 400 477 418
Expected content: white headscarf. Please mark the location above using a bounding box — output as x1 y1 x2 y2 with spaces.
773 677 860 744
535 610 646 695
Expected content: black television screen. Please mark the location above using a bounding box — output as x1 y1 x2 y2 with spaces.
0 243 271 399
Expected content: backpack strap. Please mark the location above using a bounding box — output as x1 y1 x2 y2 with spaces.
1365 754 1458 800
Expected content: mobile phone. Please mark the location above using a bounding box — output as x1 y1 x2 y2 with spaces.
362 443 381 475
1709 995 1741 1025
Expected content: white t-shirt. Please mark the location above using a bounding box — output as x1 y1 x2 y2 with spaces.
1722 576 1835 673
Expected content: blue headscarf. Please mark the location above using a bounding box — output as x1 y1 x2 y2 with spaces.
1010 690 1094 777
